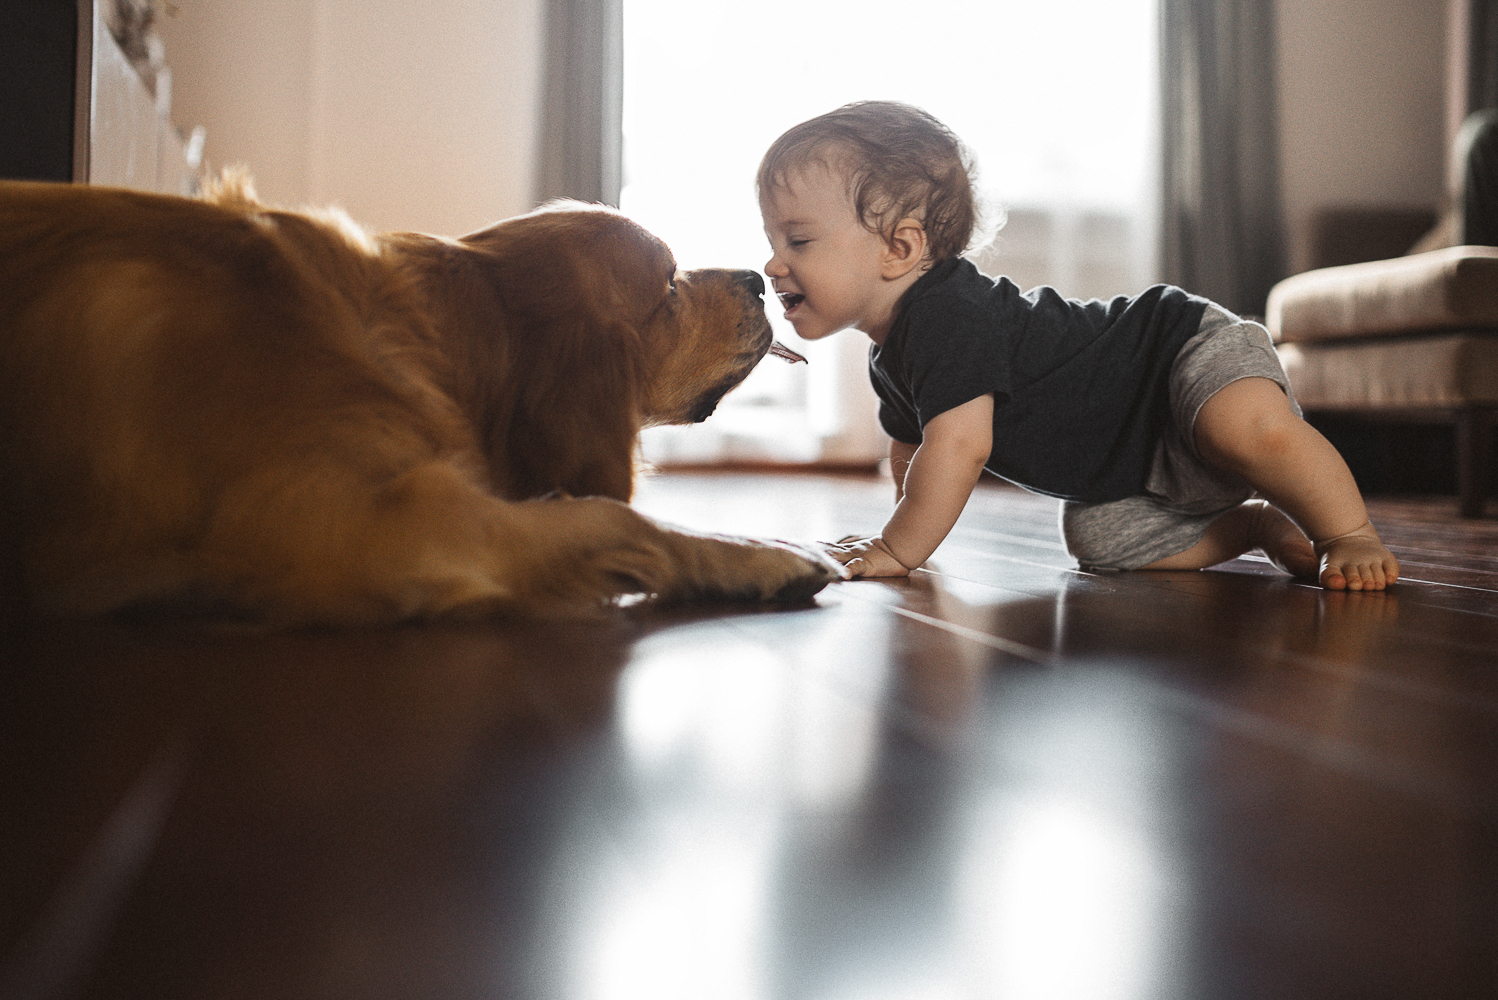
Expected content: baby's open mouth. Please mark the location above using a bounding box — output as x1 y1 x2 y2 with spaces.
778 292 805 310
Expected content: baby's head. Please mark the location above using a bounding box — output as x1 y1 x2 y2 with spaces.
757 101 979 263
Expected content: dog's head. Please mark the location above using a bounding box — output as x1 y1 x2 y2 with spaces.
464 203 800 420
442 204 803 500
641 265 793 426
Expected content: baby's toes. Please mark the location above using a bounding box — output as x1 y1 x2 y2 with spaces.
1365 560 1395 591
1344 558 1392 591
1319 557 1349 590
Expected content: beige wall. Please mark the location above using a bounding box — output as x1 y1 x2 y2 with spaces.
1275 0 1451 273
159 0 542 237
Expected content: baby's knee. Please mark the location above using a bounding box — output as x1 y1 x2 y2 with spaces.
1194 379 1299 472
1200 414 1296 474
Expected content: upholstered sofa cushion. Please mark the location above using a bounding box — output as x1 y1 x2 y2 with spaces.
1266 245 1498 344
1277 334 1498 409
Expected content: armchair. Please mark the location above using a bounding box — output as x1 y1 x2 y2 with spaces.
1267 111 1498 517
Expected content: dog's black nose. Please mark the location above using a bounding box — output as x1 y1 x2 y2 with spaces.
736 270 766 298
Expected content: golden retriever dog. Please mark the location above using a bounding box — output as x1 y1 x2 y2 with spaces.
0 177 841 626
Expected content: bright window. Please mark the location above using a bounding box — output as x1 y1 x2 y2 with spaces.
622 0 1160 464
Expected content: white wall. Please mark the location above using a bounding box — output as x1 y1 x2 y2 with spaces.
1275 0 1450 273
159 0 543 237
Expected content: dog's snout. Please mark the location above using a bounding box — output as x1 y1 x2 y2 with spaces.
735 270 766 298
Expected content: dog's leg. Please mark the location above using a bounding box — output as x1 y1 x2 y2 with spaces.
496 496 844 612
204 460 532 625
199 464 838 624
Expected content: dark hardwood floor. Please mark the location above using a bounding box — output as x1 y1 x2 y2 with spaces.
3 470 1496 999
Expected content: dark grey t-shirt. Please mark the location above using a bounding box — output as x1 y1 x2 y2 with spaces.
869 257 1210 503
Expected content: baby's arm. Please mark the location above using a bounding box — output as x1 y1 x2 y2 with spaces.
889 439 918 502
831 394 994 577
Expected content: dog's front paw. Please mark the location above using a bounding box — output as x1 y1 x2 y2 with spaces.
705 538 845 605
652 531 847 606
763 541 848 603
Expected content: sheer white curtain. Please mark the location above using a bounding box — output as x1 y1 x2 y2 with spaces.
619 0 1161 465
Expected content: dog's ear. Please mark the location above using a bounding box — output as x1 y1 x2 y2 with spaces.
452 206 675 503
497 311 646 502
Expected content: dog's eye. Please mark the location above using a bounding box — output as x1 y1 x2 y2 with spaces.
668 275 678 294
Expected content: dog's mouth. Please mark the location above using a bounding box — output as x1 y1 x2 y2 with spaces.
688 381 735 423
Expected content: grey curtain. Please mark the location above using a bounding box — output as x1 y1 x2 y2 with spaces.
533 0 623 207
1159 0 1286 316
1468 0 1498 113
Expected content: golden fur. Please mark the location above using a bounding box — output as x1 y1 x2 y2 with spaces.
0 177 839 625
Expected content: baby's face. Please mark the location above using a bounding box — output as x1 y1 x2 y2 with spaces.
759 163 896 343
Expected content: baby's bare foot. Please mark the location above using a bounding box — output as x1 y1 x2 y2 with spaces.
1313 525 1399 591
1247 500 1319 579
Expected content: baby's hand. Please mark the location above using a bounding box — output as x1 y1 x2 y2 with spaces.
822 535 912 578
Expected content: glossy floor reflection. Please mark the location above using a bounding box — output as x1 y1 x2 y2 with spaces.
3 472 1496 999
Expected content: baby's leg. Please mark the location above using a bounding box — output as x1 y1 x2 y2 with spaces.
1191 376 1399 590
1141 498 1318 577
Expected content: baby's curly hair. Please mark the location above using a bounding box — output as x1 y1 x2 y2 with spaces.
757 101 980 263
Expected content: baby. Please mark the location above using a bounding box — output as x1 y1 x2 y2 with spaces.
757 101 1399 590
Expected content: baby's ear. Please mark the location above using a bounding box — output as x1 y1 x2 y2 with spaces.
882 218 928 279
